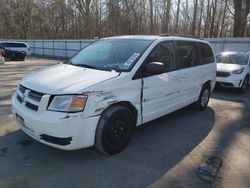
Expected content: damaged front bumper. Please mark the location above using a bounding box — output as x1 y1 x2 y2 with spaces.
11 92 100 150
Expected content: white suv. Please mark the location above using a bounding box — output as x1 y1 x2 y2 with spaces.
216 51 250 92
12 35 216 154
0 41 31 56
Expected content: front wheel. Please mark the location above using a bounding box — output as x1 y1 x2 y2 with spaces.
95 105 135 155
193 84 211 111
240 76 249 93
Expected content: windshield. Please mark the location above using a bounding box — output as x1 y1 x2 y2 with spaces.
67 39 153 72
216 53 249 65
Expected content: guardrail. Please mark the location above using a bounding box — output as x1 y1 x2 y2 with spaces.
3 37 250 58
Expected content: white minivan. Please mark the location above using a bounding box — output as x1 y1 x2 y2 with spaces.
12 35 216 154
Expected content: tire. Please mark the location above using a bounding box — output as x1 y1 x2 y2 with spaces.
240 76 249 93
95 105 135 155
16 53 25 61
193 83 211 111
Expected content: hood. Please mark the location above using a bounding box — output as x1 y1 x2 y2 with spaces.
216 63 245 72
20 64 119 94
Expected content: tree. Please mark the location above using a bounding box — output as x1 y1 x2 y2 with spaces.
232 0 250 37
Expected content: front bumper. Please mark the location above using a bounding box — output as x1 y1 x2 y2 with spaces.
11 92 100 150
216 74 243 88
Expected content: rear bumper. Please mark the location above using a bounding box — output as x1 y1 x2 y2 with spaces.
0 56 4 64
11 92 100 150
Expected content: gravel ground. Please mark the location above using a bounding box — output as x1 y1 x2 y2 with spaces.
0 57 249 188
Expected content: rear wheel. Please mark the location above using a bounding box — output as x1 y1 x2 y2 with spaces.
193 84 211 111
16 53 25 61
95 105 135 155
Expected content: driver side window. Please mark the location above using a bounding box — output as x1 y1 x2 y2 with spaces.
147 41 175 72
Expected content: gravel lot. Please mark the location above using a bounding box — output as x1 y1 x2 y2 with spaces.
0 57 249 188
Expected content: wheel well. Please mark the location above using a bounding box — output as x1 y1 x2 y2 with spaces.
109 101 138 123
245 74 250 83
204 80 211 87
246 74 249 79
203 80 212 92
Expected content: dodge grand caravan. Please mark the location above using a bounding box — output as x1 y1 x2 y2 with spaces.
12 35 216 154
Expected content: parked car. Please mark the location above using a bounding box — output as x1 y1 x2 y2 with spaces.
0 47 26 61
0 41 31 56
0 48 5 64
12 35 216 154
216 51 250 92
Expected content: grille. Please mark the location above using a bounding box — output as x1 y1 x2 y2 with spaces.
25 102 39 111
220 82 234 87
19 85 26 94
216 71 231 78
28 90 43 102
16 85 45 111
40 134 72 146
17 94 22 103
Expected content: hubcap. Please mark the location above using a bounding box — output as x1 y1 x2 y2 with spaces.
201 89 209 107
108 119 127 143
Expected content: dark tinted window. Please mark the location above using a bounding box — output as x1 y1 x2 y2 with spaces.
176 41 197 68
6 43 14 47
7 43 27 47
198 43 214 64
0 43 7 47
146 41 175 72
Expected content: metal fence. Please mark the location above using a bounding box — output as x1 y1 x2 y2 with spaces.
5 37 250 58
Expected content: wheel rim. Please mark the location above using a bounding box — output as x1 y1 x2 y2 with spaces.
108 119 127 143
201 89 209 107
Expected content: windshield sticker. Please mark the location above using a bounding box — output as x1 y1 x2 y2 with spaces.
124 53 140 66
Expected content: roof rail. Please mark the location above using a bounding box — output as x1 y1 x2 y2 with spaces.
160 33 202 40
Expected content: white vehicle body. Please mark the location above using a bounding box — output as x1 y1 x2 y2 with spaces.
12 35 216 152
0 41 31 56
0 56 4 64
216 52 250 88
0 48 5 64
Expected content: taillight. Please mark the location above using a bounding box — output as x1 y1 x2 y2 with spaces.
28 47 31 51
0 49 4 56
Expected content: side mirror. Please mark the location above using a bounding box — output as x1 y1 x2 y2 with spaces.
144 62 165 76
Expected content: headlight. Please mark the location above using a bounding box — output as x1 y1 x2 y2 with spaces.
48 95 87 112
232 68 244 74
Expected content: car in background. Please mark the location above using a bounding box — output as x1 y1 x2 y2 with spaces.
0 47 26 61
0 48 5 64
0 41 31 56
216 51 250 92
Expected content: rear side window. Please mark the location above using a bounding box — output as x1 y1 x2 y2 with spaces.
198 43 214 65
146 41 175 72
0 43 7 47
5 43 27 47
9 43 26 48
176 41 197 69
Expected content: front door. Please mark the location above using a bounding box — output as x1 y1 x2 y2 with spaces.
142 41 183 123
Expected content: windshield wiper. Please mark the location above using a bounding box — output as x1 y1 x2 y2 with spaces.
73 64 104 71
64 59 72 65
